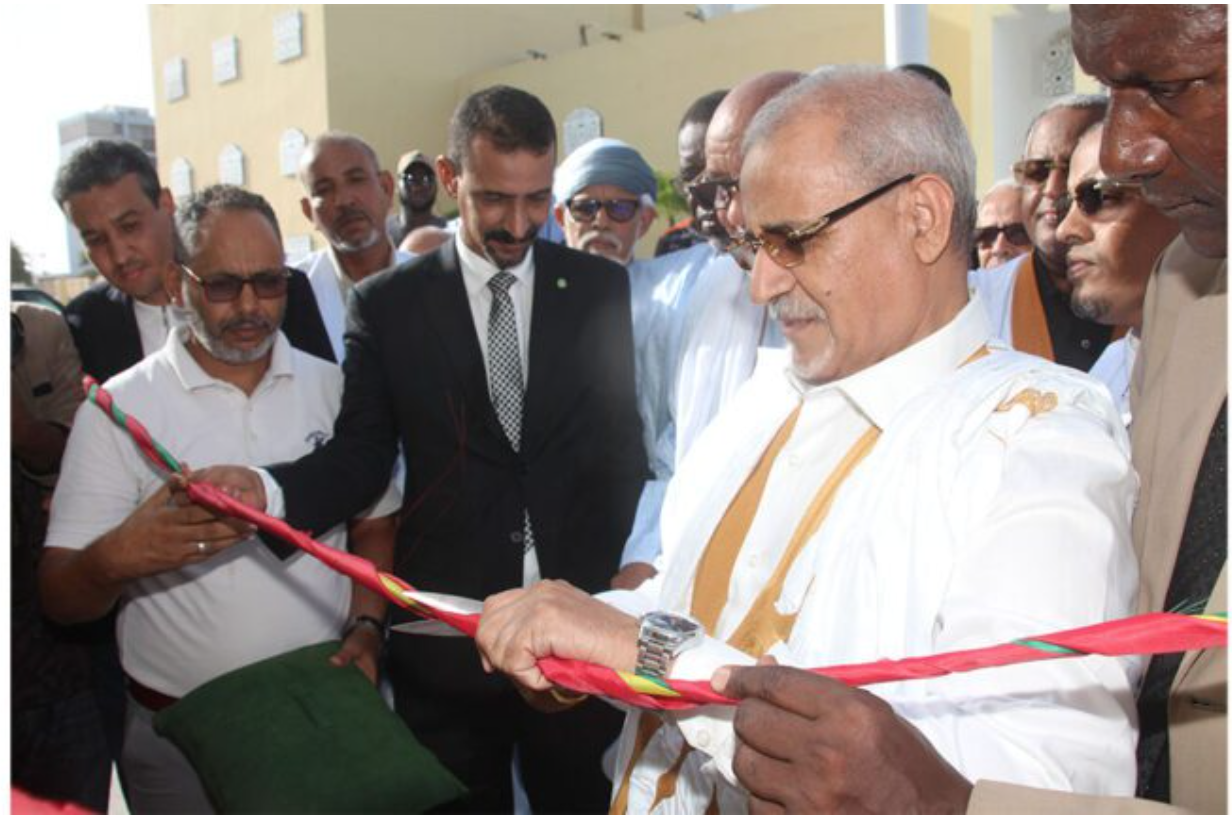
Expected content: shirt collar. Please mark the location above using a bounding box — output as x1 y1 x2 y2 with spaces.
326 242 395 288
166 325 294 393
789 296 993 430
456 231 535 299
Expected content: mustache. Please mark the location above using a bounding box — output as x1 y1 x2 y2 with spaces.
221 315 275 335
484 228 538 246
769 293 827 323
580 229 622 247
334 206 372 226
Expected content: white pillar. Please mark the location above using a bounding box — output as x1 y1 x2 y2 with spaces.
884 3 930 67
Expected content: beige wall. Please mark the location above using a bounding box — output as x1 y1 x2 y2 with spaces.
149 5 331 247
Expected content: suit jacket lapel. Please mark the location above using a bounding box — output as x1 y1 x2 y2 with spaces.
420 241 509 459
523 243 580 457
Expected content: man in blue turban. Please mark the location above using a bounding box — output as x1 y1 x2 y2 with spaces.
553 138 658 266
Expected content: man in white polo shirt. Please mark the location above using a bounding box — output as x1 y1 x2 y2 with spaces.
39 184 399 813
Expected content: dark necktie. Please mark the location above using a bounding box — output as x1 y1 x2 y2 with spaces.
1136 401 1227 801
486 271 536 573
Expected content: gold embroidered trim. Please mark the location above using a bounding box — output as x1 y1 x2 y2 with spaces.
995 388 1058 416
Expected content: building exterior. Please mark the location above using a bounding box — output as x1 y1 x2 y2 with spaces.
59 106 156 274
148 4 1090 259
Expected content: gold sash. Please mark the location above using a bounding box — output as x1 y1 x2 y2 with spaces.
1010 254 1055 361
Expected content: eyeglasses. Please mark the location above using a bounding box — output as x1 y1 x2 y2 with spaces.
566 197 641 224
1057 178 1144 219
182 265 291 303
1012 157 1068 186
737 173 917 269
686 177 739 211
974 222 1031 249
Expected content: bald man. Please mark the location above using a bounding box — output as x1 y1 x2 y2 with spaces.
974 180 1032 269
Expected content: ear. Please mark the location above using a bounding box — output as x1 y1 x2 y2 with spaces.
637 205 658 240
436 156 459 199
158 187 175 212
164 262 185 307
377 169 396 205
906 174 955 266
553 202 566 227
300 196 313 224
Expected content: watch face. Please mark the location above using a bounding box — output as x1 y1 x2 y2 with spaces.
647 611 702 638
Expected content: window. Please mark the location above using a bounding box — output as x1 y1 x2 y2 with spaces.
213 35 240 84
279 128 307 177
274 10 304 62
170 158 194 201
219 144 245 186
164 58 187 102
563 108 603 156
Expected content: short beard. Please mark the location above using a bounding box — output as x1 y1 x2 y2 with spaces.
179 289 280 365
1070 293 1111 324
332 225 383 254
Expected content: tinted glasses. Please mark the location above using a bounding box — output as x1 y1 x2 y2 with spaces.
1057 179 1144 219
566 197 640 224
401 166 435 187
686 177 739 211
738 173 916 269
1012 157 1068 186
182 266 291 303
974 222 1031 249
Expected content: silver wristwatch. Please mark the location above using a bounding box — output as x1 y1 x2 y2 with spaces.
636 611 704 679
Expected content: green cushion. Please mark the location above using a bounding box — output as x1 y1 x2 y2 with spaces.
154 641 466 813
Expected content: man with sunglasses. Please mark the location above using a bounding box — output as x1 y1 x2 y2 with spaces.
970 95 1116 371
57 140 334 384
296 133 415 363
473 67 1137 814
553 137 658 268
973 179 1033 269
1057 122 1180 421
655 89 728 257
970 5 1228 814
391 149 447 250
39 185 399 813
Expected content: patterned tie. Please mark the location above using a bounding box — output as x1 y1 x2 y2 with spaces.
486 270 537 573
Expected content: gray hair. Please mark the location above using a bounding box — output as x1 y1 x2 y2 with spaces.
1023 93 1109 143
298 131 382 187
176 184 282 263
744 65 977 256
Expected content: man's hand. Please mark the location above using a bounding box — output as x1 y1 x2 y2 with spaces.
476 579 639 694
95 481 254 583
329 622 382 685
610 561 657 591
189 465 268 511
713 663 973 814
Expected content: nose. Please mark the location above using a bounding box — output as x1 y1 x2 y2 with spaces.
749 247 796 307
1042 166 1068 201
991 230 1015 257
1100 89 1170 183
236 277 261 311
509 200 531 240
1056 202 1090 247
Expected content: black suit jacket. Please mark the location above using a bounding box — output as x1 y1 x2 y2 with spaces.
270 240 648 600
64 268 334 383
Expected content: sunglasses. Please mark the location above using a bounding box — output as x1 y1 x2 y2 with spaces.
974 222 1031 249
566 197 641 224
183 265 291 304
737 173 916 269
686 177 739 211
1057 178 1143 218
1012 157 1068 186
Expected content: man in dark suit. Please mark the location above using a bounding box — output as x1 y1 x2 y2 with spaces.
55 139 333 383
200 86 647 812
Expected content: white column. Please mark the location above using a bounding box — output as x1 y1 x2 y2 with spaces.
883 3 930 67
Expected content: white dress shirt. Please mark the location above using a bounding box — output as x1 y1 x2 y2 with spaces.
455 232 535 385
132 298 175 360
599 297 1138 813
1089 330 1139 425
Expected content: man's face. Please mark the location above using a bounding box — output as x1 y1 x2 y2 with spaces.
172 209 287 366
742 116 926 385
399 161 438 211
1072 6 1227 257
1056 129 1180 329
555 183 653 265
677 120 710 227
300 142 394 253
1019 107 1099 270
63 173 176 303
439 136 554 269
974 186 1032 269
